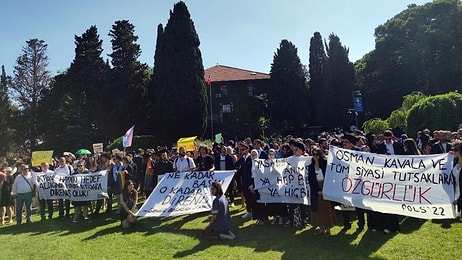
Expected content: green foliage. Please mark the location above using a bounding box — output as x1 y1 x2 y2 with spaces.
269 39 309 135
386 109 407 130
407 91 462 135
107 20 149 140
363 118 389 134
323 34 356 130
356 0 462 119
9 39 51 151
308 32 327 126
1 201 462 259
0 66 14 156
149 1 208 144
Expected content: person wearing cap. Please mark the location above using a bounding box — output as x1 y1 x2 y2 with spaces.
340 134 365 231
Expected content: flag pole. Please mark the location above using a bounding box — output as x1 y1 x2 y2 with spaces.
207 76 213 140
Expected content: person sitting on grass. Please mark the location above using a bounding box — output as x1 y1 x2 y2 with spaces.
202 181 235 240
120 180 138 229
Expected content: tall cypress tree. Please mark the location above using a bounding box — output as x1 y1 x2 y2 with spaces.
308 32 327 126
324 34 355 130
0 66 13 155
150 1 207 144
107 20 149 140
67 25 107 144
268 39 308 135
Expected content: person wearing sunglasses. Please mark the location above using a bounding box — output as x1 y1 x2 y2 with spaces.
11 164 37 224
308 148 335 235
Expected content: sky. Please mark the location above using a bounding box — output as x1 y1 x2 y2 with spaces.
0 0 432 76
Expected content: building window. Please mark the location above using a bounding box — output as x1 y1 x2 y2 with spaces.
215 93 222 98
221 86 228 96
247 84 254 96
222 103 232 113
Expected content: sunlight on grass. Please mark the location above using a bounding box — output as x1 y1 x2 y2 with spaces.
1 200 462 259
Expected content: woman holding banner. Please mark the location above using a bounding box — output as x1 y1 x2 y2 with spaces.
451 141 462 217
120 180 138 229
308 147 336 235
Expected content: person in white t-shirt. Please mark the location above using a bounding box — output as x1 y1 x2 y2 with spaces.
12 164 37 224
55 157 74 218
173 147 196 172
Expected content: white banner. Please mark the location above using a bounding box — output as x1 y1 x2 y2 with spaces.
136 170 234 217
35 171 108 201
323 146 456 219
252 156 311 205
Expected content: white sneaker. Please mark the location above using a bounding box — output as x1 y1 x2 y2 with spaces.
384 229 391 234
227 230 236 239
241 212 252 219
219 233 234 240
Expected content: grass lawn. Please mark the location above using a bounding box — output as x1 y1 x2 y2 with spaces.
1 197 461 260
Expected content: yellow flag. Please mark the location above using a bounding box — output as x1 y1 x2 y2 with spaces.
177 136 197 152
31 150 54 167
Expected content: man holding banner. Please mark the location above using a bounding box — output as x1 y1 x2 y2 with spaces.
203 181 235 240
38 162 54 221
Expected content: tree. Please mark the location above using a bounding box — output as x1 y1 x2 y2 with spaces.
107 20 149 140
356 0 462 119
66 25 108 144
0 65 14 155
308 32 327 126
324 34 355 130
9 39 51 151
268 39 309 135
149 1 207 144
406 92 462 135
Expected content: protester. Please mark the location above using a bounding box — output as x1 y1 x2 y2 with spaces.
38 162 54 221
195 144 215 171
92 152 113 217
107 155 124 215
152 150 174 189
214 145 236 206
250 149 268 225
308 147 335 235
173 147 196 172
451 141 462 217
120 180 138 229
72 160 90 221
12 164 37 224
55 157 74 219
202 181 235 240
237 143 253 220
0 166 14 224
340 134 365 231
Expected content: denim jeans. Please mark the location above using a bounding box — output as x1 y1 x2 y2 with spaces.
16 192 33 224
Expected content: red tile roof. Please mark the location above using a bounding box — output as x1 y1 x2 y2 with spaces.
204 65 270 82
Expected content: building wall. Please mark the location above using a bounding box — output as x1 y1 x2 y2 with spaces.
207 79 270 141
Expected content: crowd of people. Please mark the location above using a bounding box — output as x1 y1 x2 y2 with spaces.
1 126 462 238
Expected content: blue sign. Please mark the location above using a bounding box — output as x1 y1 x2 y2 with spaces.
354 97 363 112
